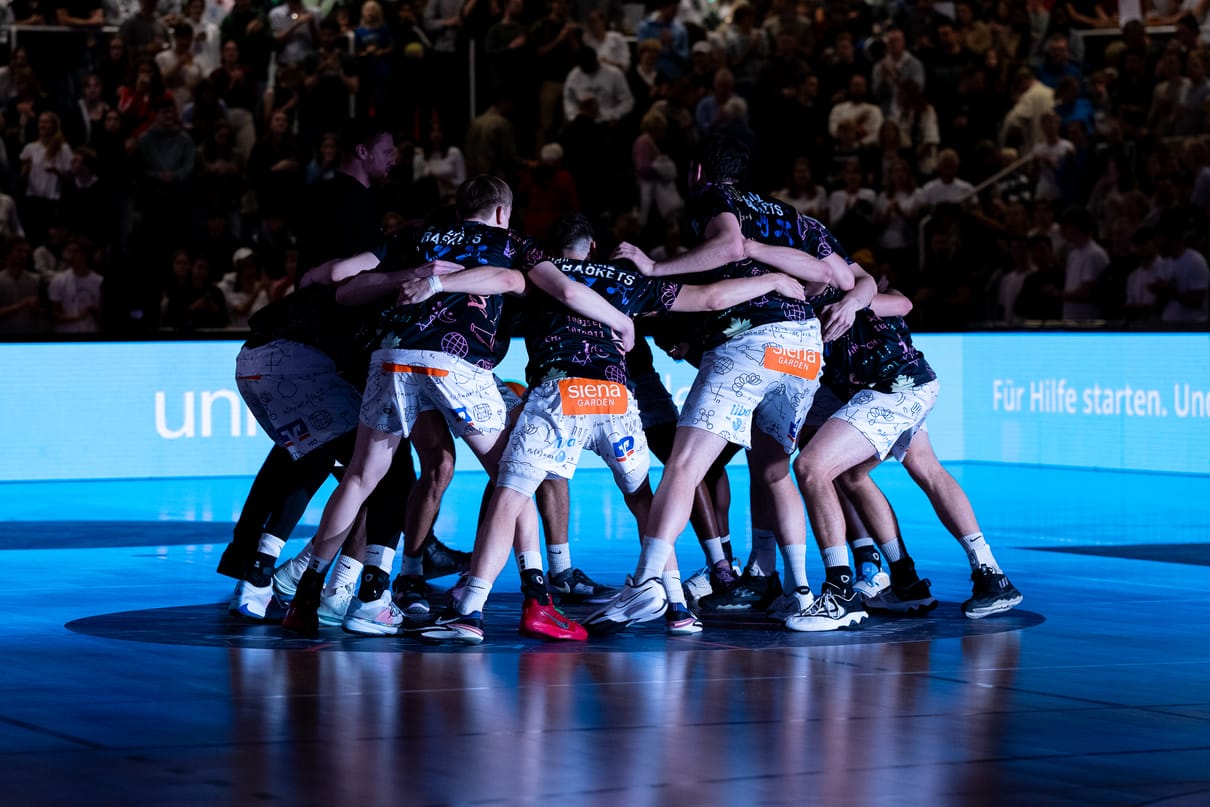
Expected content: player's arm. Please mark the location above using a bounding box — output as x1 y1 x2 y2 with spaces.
869 288 912 318
670 272 806 312
527 260 635 351
742 239 856 290
613 212 745 277
818 262 878 343
333 260 465 305
395 265 526 304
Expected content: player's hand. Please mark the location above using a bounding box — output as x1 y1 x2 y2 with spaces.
612 242 654 275
819 295 860 343
614 319 636 353
771 273 805 300
397 278 436 305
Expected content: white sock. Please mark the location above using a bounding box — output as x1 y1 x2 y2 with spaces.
635 537 674 583
749 528 777 576
323 556 362 596
822 544 849 570
547 543 571 575
702 536 726 566
256 532 285 559
879 539 904 564
958 532 1001 573
851 536 876 552
662 570 686 605
363 544 396 573
516 550 544 574
286 543 315 576
459 575 492 614
779 543 809 593
399 552 424 576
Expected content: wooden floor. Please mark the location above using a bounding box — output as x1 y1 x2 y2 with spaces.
1 464 1209 806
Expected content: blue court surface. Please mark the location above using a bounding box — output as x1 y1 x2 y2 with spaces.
1 462 1209 804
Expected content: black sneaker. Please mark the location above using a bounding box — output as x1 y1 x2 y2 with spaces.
422 535 472 580
392 574 431 615
963 566 1023 619
699 568 781 612
549 567 618 604
418 607 485 645
865 577 938 614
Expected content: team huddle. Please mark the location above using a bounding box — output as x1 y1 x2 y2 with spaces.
216 125 1022 645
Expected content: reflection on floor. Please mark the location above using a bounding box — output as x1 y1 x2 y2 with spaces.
1 463 1209 804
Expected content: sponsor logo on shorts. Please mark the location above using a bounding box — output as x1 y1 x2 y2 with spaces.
276 418 311 449
763 346 821 380
558 378 628 415
452 406 474 426
612 435 636 462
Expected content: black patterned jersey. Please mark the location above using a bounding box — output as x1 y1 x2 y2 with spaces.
377 222 533 369
812 285 937 398
522 256 682 387
685 182 844 348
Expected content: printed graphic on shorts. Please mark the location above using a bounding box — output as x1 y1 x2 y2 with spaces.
611 434 637 462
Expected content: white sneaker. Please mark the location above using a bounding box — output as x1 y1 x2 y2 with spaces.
682 567 713 604
317 581 355 627
767 586 815 621
853 568 891 601
229 579 274 620
272 555 307 603
343 590 406 636
785 585 867 632
583 575 668 636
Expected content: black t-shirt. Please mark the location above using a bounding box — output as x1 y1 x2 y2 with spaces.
378 222 534 369
685 182 845 348
299 172 385 271
521 255 681 387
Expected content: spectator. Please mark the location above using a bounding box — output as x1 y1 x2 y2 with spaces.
269 0 318 67
1001 67 1055 152
220 0 274 88
184 0 221 75
424 0 472 142
997 234 1034 325
354 0 393 116
761 0 812 60
222 249 269 328
921 148 976 208
636 0 688 81
64 74 110 148
413 122 466 202
196 119 245 225
532 0 584 148
1053 75 1095 135
890 77 940 176
163 252 227 329
464 92 520 180
20 111 73 246
926 19 976 114
820 32 866 104
301 20 359 149
119 0 171 58
60 148 108 245
872 28 926 113
828 158 877 227
954 0 992 53
47 237 104 333
1035 34 1083 89
1031 111 1074 201
773 156 828 220
117 59 173 138
1057 205 1110 320
633 108 680 233
0 189 25 240
694 68 739 133
627 38 667 116
563 45 634 125
1173 49 1210 136
722 2 768 98
875 157 927 268
306 131 339 185
582 9 629 71
248 109 305 218
1015 232 1064 320
1154 213 1210 323
828 74 883 147
0 238 42 334
1121 224 1162 322
521 142 579 241
262 62 303 130
157 23 205 113
96 37 132 105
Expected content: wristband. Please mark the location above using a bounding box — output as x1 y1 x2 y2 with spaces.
427 275 443 296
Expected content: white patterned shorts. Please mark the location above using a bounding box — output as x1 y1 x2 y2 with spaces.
359 348 509 438
679 320 824 453
827 380 939 461
497 378 650 496
494 374 524 411
235 339 362 460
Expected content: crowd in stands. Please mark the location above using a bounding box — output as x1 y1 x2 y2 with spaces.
0 0 1207 336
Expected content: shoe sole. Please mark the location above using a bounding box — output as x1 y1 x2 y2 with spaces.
866 597 938 614
964 593 1023 619
584 617 633 637
520 625 588 641
666 621 703 636
784 611 869 632
342 617 402 636
418 628 484 645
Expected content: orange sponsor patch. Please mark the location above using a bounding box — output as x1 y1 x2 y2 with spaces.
382 362 449 377
762 346 821 380
558 378 628 415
